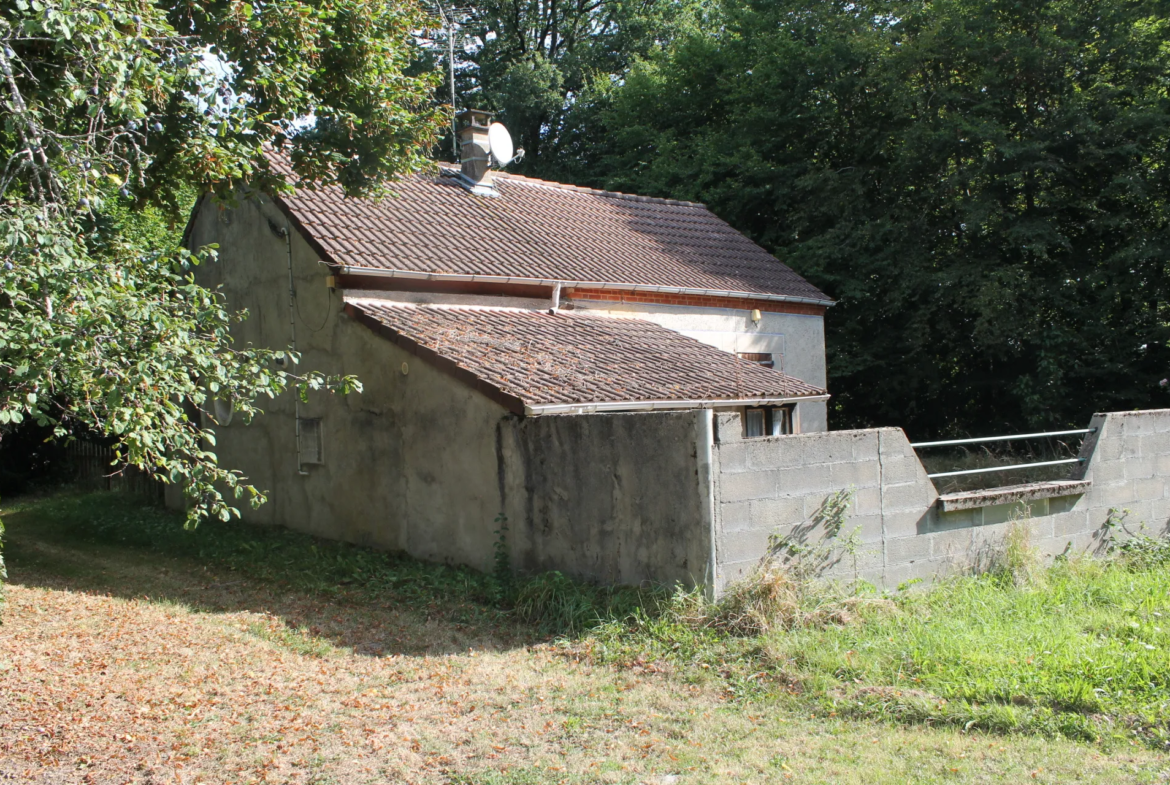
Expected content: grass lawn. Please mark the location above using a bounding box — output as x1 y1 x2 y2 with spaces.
1 490 1168 784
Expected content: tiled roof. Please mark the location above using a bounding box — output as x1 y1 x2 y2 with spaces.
346 300 827 413
271 157 831 304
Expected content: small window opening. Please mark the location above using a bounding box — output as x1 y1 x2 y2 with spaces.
298 418 323 465
737 352 774 369
744 406 795 438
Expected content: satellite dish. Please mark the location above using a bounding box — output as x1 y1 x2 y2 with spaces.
488 122 514 167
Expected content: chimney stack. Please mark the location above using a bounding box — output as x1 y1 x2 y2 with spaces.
456 108 495 196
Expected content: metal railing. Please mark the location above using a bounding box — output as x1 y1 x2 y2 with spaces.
910 428 1096 480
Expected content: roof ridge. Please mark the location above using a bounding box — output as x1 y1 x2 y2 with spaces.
264 150 833 303
435 164 705 209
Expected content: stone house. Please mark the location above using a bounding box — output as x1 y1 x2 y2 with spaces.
182 110 836 587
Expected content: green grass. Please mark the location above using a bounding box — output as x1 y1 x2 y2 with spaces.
0 489 653 636
587 551 1170 751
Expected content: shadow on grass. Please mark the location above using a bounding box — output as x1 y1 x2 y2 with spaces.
2 489 540 658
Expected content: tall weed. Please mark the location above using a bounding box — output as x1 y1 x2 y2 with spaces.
989 508 1045 588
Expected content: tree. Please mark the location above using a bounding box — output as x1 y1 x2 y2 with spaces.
423 0 704 180
0 0 442 590
595 0 1170 437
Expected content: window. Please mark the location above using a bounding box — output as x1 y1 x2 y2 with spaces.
744 406 795 438
298 418 323 465
745 407 767 437
737 352 774 369
773 406 794 436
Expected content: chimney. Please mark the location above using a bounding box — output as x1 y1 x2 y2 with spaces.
456 108 496 196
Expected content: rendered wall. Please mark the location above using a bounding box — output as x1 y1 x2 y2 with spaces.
499 411 713 587
711 409 1170 592
184 196 716 584
185 195 510 570
570 299 829 432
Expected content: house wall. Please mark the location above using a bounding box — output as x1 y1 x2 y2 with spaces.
568 299 828 432
499 410 713 586
710 409 1170 592
185 195 510 569
187 194 1170 596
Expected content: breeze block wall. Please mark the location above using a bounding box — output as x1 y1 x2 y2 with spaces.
711 408 1170 593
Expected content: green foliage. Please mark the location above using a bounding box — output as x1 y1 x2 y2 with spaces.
428 0 705 177
988 508 1046 589
1115 534 1170 570
512 570 662 636
586 0 1170 437
768 487 858 580
0 0 443 555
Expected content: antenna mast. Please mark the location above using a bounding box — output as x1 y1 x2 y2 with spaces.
437 3 458 161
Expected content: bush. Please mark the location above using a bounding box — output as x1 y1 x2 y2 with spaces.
1114 535 1170 570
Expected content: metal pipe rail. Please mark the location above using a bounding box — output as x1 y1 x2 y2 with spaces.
926 457 1085 480
910 428 1095 449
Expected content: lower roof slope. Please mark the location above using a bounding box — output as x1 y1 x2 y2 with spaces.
346 300 827 415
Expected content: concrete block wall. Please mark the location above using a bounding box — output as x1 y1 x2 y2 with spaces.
711 408 1170 592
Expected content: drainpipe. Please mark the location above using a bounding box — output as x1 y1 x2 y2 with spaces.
695 409 718 599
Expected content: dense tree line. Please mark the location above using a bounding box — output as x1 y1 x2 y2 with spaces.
475 0 1170 437
422 0 705 180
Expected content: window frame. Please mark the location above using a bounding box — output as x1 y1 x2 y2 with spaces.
743 405 796 438
298 417 324 465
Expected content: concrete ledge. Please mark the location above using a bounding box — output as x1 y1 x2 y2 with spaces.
937 480 1092 512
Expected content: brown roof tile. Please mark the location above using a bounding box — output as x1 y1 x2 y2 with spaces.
347 300 826 413
272 156 831 303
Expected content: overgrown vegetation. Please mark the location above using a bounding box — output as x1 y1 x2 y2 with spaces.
10 492 1165 783
524 0 1170 438
587 524 1170 751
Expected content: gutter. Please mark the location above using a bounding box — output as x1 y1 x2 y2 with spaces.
337 266 836 308
525 394 831 416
